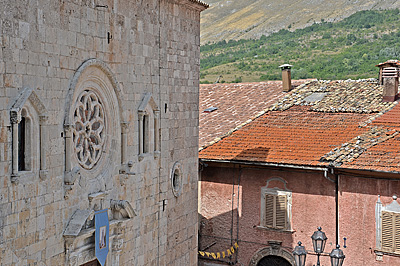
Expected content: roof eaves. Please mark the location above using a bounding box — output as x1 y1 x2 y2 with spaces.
181 0 209 10
200 158 329 172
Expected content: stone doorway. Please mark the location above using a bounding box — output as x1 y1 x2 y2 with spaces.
80 259 100 266
256 255 292 266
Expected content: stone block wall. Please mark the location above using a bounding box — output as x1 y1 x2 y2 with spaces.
0 0 206 265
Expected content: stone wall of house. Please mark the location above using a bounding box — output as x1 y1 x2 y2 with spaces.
0 0 204 265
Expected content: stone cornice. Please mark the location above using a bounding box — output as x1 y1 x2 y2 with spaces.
169 0 209 11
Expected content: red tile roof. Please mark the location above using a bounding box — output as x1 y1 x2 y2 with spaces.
199 79 400 173
199 106 371 166
372 103 400 126
199 81 307 149
337 104 400 172
343 129 400 172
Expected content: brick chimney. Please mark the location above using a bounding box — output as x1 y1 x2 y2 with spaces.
376 60 400 85
279 64 292 92
382 67 399 102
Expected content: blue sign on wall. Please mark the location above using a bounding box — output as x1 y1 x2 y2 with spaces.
95 209 109 266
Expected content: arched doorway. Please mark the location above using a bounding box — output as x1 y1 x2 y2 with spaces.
256 255 292 266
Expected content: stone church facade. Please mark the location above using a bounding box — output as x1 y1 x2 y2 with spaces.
0 0 207 265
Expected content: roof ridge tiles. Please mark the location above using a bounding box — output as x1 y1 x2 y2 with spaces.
320 126 400 166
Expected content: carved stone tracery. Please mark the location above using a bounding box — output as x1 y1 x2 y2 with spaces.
73 90 105 170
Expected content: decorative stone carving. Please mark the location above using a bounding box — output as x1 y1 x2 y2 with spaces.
64 200 134 266
249 245 295 266
110 199 136 219
73 90 105 170
10 88 48 181
63 59 123 196
64 166 81 190
64 209 95 237
88 191 106 212
10 109 21 124
112 238 124 252
171 162 183 197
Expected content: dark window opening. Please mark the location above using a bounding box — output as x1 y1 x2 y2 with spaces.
143 115 149 153
18 117 26 171
257 255 291 266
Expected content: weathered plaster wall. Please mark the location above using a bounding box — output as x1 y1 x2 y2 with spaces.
0 0 203 265
200 164 400 266
339 175 400 266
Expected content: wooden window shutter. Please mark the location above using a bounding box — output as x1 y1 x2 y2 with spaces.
382 211 394 252
395 213 400 253
275 195 287 229
265 194 274 227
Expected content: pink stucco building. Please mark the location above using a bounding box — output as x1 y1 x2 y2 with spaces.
199 76 400 266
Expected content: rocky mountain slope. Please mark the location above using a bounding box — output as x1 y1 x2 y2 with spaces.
201 0 400 44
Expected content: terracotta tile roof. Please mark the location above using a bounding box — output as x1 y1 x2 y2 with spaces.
375 60 400 67
269 79 396 114
199 81 307 149
200 78 400 172
199 106 371 166
343 129 400 172
321 126 399 166
333 104 400 172
372 103 400 126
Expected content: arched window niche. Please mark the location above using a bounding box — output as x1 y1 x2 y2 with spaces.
138 92 160 161
10 87 48 184
63 59 128 191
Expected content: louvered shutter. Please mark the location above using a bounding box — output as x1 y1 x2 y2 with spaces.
395 214 400 253
382 211 394 252
265 194 274 227
275 195 287 229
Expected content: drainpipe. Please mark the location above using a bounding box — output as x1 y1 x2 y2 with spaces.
326 167 339 246
335 171 339 246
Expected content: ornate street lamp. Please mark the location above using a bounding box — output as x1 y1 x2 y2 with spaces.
293 241 307 266
311 227 327 266
294 227 345 266
329 245 345 266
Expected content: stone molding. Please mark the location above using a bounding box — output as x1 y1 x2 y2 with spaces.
63 199 135 266
63 59 123 191
9 88 48 183
138 93 160 160
248 243 295 266
171 161 183 197
64 58 124 126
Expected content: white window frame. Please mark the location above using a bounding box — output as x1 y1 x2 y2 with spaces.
376 196 400 255
260 178 292 231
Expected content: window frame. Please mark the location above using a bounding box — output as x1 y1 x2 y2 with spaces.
375 196 400 256
138 93 160 161
10 88 48 183
381 211 400 253
260 183 292 231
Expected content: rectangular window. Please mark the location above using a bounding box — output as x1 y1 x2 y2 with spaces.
18 117 26 171
143 115 149 153
381 211 400 253
264 194 287 229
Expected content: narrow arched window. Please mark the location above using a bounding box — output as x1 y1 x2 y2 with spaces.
18 109 32 171
143 114 149 153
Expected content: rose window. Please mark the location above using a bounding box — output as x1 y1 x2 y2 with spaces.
73 90 105 169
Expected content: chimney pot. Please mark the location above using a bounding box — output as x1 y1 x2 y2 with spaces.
279 64 293 92
382 67 399 102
